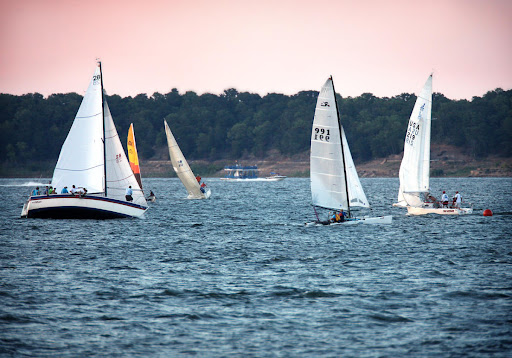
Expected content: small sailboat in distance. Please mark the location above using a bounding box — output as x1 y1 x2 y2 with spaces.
307 76 392 226
164 120 211 199
21 62 147 218
394 74 472 215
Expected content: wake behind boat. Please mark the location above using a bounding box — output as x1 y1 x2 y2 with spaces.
221 165 286 181
21 62 148 219
164 120 211 199
266 172 287 181
307 76 392 226
394 75 473 216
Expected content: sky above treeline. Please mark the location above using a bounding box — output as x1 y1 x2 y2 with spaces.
1 0 511 100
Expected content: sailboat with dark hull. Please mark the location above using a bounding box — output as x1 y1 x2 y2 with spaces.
307 77 392 226
21 62 148 219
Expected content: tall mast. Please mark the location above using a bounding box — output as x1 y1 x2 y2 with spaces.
98 61 107 197
330 76 351 215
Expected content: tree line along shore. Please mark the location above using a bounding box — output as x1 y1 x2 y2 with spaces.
1 87 511 177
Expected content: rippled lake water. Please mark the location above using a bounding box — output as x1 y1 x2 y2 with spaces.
1 177 511 357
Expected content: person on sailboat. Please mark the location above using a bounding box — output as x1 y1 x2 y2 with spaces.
453 191 462 208
32 187 40 196
330 210 346 223
125 186 133 202
61 186 69 194
441 191 449 208
200 182 207 193
337 210 346 223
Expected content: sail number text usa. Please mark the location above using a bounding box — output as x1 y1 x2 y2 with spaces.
405 120 419 145
314 127 330 142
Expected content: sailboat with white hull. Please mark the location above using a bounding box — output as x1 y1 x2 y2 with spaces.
164 120 211 199
394 74 472 215
21 62 148 219
307 77 392 226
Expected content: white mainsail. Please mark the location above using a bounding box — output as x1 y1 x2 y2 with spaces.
310 77 369 211
52 66 105 195
52 64 146 207
396 75 432 207
164 120 205 199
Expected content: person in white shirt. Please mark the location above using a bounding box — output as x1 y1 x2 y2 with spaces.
441 191 449 208
453 191 462 208
125 186 133 202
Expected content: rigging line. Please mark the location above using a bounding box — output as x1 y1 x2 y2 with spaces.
76 112 102 119
106 174 137 183
104 132 119 140
99 61 108 197
330 76 351 216
54 164 103 172
310 156 340 161
416 95 432 102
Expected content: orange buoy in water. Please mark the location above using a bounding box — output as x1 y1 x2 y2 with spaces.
483 209 493 216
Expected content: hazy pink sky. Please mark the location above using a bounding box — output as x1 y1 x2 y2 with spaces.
1 0 511 99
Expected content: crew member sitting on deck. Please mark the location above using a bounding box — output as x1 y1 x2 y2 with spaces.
125 186 133 202
32 187 40 196
200 182 207 193
338 209 346 222
61 186 69 194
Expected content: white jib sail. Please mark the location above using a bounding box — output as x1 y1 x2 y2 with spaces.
52 66 105 194
164 120 204 199
397 75 432 207
341 126 369 208
310 78 349 210
104 98 147 206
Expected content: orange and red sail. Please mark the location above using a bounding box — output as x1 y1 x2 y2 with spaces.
127 123 143 191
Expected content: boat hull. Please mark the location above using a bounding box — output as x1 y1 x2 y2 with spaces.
21 195 147 219
187 188 212 200
406 206 473 216
306 215 393 226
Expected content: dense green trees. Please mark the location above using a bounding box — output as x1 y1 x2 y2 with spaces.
1 87 511 172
